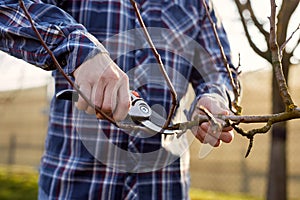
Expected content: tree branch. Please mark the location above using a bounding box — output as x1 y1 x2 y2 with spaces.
233 0 270 61
269 0 296 111
170 108 300 130
280 23 300 55
277 0 299 46
291 38 300 61
244 0 269 39
202 0 242 114
130 0 178 129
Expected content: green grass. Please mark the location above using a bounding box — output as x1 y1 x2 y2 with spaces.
0 166 38 200
0 166 262 200
190 188 262 200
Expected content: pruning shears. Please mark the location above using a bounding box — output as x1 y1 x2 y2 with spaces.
56 89 183 135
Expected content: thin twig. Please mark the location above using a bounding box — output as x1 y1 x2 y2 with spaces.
201 0 241 114
197 106 219 126
19 0 117 125
232 120 272 157
280 23 300 56
130 0 178 128
197 106 222 136
237 53 242 75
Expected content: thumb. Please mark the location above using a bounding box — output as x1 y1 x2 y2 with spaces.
197 95 229 115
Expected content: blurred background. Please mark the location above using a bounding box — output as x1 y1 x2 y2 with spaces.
0 0 299 199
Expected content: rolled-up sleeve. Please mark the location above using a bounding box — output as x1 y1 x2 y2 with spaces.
0 0 108 74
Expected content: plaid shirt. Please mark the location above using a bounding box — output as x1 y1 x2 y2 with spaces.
0 0 237 199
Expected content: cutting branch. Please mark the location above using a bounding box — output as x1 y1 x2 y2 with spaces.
169 108 300 131
130 0 178 129
202 0 241 114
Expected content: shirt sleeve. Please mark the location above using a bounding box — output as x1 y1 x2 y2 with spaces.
0 0 108 74
188 0 239 115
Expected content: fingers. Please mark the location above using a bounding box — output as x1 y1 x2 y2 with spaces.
94 68 130 121
76 83 91 111
192 125 221 147
101 83 117 114
113 81 131 121
196 95 232 114
73 53 130 121
192 123 234 147
192 96 235 146
77 79 130 121
92 81 105 113
200 123 234 143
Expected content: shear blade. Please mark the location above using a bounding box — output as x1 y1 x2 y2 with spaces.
140 120 176 135
56 89 79 101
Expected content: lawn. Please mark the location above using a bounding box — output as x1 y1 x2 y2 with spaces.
0 166 262 200
0 166 38 200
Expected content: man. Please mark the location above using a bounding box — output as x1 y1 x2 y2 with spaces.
0 0 237 199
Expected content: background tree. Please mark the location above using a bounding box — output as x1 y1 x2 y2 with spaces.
232 0 299 199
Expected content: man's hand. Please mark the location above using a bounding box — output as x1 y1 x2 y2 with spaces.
191 95 234 147
73 53 130 121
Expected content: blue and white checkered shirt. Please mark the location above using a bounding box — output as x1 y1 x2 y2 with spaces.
0 0 237 199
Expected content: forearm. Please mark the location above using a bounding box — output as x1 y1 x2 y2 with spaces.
187 1 240 120
191 1 239 104
0 0 107 74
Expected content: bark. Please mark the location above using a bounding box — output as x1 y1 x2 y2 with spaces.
232 0 298 198
267 63 289 200
266 0 296 197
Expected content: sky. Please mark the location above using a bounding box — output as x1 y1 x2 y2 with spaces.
0 0 299 91
0 51 52 91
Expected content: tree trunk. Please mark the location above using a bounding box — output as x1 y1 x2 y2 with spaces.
267 115 287 200
267 59 290 200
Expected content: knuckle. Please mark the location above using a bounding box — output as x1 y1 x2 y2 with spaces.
86 106 95 114
101 103 113 113
119 100 130 110
96 112 104 119
76 101 87 111
113 114 125 122
198 129 206 138
195 134 204 143
120 73 129 82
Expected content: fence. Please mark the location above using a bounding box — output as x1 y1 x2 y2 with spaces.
0 134 44 168
0 86 48 168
